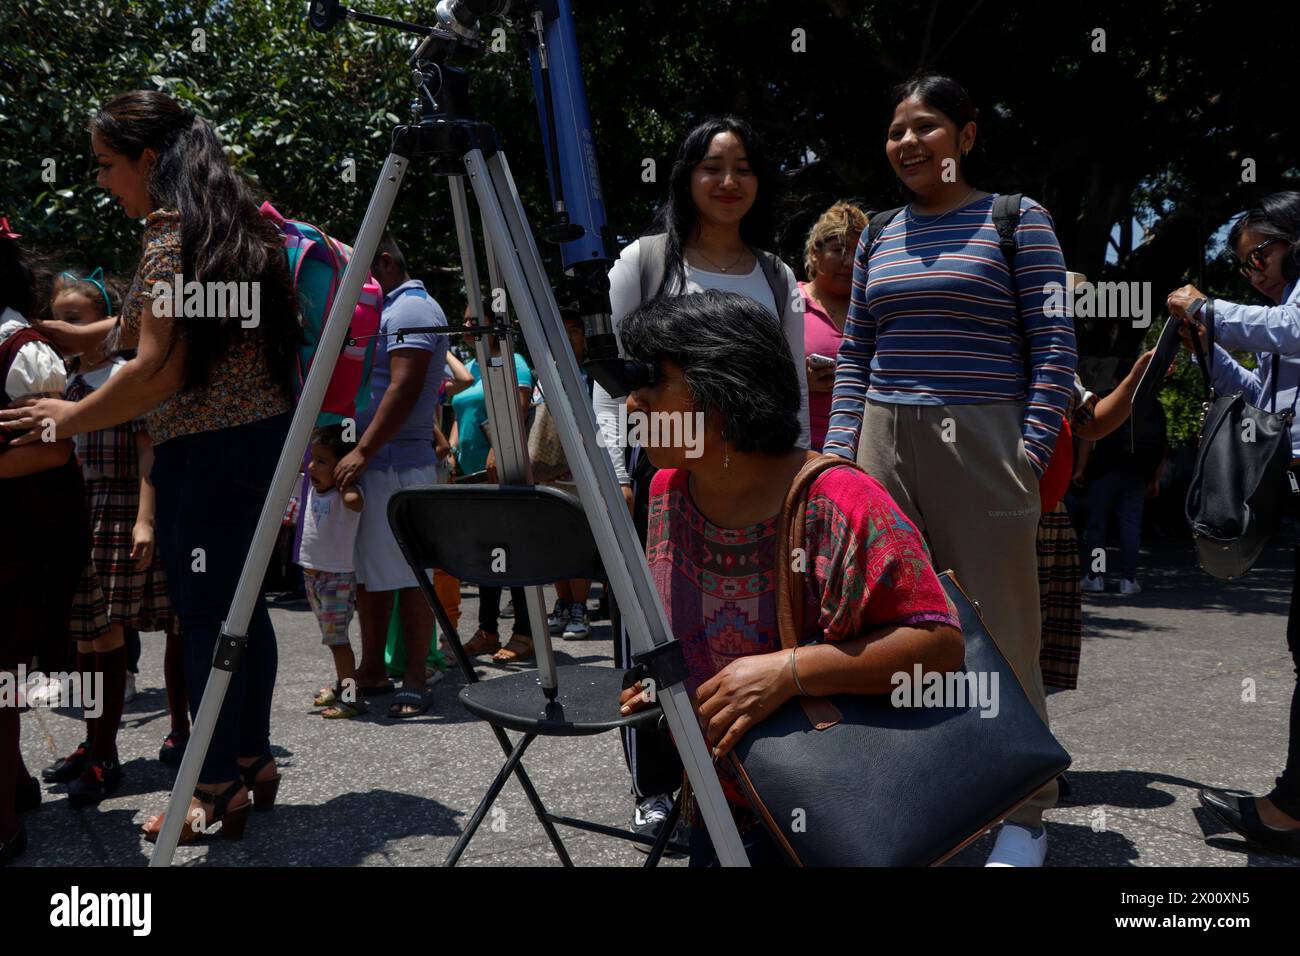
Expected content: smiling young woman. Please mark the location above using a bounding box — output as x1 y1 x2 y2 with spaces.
823 72 1077 867
592 114 811 846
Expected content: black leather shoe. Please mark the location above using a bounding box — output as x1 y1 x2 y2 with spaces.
67 759 122 808
159 730 188 766
15 776 40 813
1199 788 1300 858
42 740 90 784
0 822 27 865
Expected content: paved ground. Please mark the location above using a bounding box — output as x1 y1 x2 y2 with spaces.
14 533 1300 867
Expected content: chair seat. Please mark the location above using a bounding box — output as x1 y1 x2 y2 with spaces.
459 664 663 736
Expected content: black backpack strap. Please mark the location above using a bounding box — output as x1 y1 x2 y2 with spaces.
991 193 1022 295
865 206 905 255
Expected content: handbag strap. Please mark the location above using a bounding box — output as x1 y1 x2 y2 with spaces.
776 453 847 650
1189 299 1215 400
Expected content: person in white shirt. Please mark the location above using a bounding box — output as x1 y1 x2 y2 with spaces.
300 424 366 719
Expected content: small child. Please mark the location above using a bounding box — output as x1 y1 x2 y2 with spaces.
301 424 366 718
41 269 187 804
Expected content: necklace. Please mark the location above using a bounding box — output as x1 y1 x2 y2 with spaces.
913 186 978 219
691 245 749 273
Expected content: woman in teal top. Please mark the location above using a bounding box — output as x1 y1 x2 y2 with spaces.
448 311 534 476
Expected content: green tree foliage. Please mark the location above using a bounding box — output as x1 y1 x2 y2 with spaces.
2 1 1295 449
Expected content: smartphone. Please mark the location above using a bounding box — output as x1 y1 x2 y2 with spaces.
807 352 836 369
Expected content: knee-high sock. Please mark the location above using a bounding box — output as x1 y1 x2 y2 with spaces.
164 631 188 733
92 646 127 762
0 706 19 839
77 648 97 749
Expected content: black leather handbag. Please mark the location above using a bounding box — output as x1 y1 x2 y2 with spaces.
727 455 1071 867
1185 302 1296 580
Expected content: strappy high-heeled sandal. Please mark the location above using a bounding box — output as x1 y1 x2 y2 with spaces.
238 755 281 812
142 781 249 844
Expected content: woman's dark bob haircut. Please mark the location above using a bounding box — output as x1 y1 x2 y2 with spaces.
1228 190 1300 284
619 289 801 454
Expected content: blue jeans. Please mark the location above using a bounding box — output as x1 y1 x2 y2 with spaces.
152 413 290 784
1083 471 1146 580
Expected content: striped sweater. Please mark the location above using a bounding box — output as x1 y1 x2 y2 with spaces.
823 194 1077 477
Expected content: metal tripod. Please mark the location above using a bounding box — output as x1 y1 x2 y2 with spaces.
148 47 748 871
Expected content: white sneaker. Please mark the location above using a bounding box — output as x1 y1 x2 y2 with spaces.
985 823 1048 867
1119 578 1142 595
123 672 139 703
1080 574 1105 593
424 669 445 689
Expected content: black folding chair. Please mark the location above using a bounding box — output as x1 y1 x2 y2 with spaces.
387 484 687 866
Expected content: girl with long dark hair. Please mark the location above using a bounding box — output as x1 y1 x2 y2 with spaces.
1 90 302 843
1168 190 1300 857
824 73 1077 866
593 115 811 845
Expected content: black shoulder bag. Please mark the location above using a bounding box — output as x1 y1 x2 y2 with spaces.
727 454 1071 866
1185 300 1297 580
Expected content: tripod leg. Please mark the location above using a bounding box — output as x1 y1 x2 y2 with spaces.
148 152 414 866
462 147 750 866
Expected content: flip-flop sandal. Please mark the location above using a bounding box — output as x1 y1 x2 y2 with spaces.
491 634 534 663
359 680 396 698
322 699 367 719
460 629 501 656
388 689 431 719
313 683 342 707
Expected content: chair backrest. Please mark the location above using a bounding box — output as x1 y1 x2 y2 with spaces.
387 484 604 587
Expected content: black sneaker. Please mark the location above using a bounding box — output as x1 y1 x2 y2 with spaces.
631 794 673 853
42 741 90 784
67 759 122 808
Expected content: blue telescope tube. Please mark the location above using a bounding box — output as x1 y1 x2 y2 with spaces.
527 0 614 269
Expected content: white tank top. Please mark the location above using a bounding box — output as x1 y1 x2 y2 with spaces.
298 486 361 574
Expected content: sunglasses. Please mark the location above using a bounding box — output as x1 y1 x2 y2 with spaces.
1235 237 1286 279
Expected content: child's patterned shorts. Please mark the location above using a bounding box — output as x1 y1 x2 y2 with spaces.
303 568 356 647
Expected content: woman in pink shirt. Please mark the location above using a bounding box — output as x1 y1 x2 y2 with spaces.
799 202 867 450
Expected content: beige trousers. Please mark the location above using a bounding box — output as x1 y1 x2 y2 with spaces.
856 399 1057 828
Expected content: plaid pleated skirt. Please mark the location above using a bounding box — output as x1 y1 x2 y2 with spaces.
1038 501 1081 690
69 475 177 640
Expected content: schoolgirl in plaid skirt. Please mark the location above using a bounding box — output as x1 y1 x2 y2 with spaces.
39 272 189 807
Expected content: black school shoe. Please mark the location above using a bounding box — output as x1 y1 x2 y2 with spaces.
42 740 90 784
1199 788 1300 858
67 759 122 808
15 776 40 813
159 730 188 766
